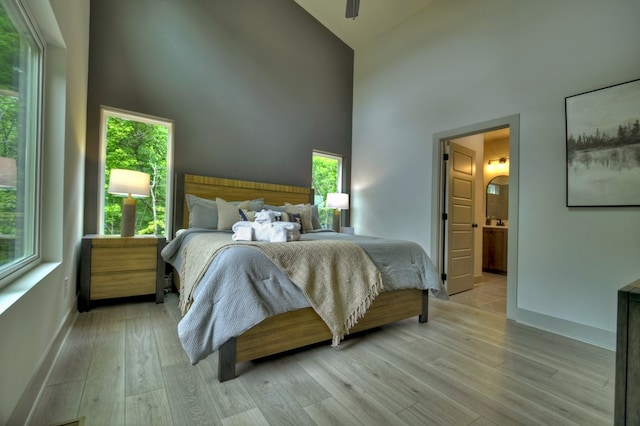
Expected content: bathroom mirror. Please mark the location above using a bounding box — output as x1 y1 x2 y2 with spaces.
486 175 509 220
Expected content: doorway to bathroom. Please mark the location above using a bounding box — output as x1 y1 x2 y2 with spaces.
432 115 519 319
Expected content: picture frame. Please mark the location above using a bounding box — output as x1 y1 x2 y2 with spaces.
565 78 640 207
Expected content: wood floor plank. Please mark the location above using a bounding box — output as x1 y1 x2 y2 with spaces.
542 370 613 419
47 313 96 385
125 316 163 396
162 362 222 425
365 338 532 425
430 303 614 386
78 310 126 426
195 355 258 419
298 356 410 425
221 407 270 426
269 354 331 407
417 321 510 367
30 286 615 426
27 380 84 426
432 355 607 425
396 401 480 426
239 361 316 426
303 397 362 426
320 346 418 413
469 415 501 425
150 299 190 367
354 337 482 425
124 387 172 426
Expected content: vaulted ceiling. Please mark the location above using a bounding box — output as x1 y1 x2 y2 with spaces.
293 0 433 49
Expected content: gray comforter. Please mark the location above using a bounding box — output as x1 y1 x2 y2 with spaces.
161 229 445 365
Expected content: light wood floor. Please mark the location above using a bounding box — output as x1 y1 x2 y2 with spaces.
449 273 508 315
29 291 614 426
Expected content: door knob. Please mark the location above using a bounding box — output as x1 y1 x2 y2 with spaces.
471 223 478 228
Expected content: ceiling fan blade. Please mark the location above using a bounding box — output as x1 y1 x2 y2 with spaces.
346 0 360 19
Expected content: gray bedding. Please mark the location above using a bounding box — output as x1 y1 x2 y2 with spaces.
161 229 446 365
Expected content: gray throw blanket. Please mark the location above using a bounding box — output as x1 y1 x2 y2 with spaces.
179 233 383 346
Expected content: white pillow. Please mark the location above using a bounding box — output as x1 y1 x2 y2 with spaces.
186 194 264 229
216 198 250 230
284 202 313 232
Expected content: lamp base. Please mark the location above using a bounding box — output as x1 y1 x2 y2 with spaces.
121 197 137 237
332 210 341 233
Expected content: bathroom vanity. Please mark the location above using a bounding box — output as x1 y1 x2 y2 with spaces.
483 226 508 273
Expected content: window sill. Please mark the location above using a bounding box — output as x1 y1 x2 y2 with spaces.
0 262 61 316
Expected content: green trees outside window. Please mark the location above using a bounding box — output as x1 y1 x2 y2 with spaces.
0 0 42 276
0 94 17 265
103 115 170 236
312 152 342 229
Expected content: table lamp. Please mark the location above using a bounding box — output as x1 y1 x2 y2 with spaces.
108 169 150 237
326 192 349 233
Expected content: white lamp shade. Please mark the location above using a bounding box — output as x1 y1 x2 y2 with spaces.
108 169 150 198
326 192 349 210
0 156 17 188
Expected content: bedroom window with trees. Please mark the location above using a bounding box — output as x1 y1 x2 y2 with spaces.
99 107 174 237
312 151 343 229
0 0 43 285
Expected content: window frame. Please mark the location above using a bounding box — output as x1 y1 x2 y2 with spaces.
0 0 45 287
313 150 344 192
97 106 175 238
312 150 344 229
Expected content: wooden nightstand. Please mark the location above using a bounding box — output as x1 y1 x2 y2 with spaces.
79 235 166 312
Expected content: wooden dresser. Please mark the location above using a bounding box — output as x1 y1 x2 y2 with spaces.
615 278 640 425
79 235 166 311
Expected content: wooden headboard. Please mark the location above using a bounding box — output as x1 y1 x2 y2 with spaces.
181 174 312 229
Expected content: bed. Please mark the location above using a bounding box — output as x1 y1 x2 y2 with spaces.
162 174 446 382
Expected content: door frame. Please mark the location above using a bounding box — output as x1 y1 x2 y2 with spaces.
431 114 520 319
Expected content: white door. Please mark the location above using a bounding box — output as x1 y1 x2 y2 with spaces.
445 141 476 295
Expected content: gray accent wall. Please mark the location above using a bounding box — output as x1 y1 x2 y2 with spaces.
84 0 353 234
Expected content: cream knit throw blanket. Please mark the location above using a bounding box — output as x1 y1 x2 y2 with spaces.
179 233 383 346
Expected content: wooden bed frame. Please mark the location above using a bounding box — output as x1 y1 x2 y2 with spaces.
179 174 429 382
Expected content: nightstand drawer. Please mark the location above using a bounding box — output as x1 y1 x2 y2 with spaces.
91 271 156 300
91 246 157 274
79 235 167 311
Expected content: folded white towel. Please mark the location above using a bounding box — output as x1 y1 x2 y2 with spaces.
232 221 253 233
270 226 287 242
232 222 253 241
271 221 299 231
231 220 301 242
255 209 282 224
244 222 263 241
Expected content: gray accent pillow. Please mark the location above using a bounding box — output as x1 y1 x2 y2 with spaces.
311 204 322 230
186 194 263 229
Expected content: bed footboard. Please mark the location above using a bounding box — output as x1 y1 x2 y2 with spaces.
216 288 429 382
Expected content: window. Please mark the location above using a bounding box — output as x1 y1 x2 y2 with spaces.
99 107 173 237
0 0 43 284
312 151 343 229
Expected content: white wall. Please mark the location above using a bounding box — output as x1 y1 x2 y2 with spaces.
0 0 88 422
352 0 640 348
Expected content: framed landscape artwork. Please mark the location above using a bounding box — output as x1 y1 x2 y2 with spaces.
565 78 640 207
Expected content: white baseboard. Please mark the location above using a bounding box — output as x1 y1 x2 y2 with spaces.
514 307 616 351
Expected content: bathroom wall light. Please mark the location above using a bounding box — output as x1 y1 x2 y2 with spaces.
487 157 509 171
